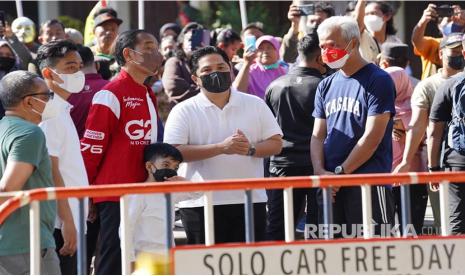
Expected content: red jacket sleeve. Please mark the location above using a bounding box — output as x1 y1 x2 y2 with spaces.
80 89 119 184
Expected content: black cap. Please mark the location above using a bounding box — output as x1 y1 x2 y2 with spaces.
380 42 409 59
440 32 464 49
94 13 123 29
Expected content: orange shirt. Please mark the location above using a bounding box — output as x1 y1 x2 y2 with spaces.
413 36 442 80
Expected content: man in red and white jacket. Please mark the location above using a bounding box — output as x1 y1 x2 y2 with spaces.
80 29 163 275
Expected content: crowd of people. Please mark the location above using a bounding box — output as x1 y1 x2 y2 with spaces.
1 0 465 274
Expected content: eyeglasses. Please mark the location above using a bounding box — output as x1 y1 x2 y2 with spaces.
22 92 55 101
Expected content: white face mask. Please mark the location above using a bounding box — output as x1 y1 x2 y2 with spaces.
326 54 350 69
32 96 64 121
52 70 85 93
364 15 384 33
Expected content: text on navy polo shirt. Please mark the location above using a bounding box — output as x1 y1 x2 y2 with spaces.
312 63 396 173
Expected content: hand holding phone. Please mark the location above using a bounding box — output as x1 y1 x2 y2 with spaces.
244 35 256 53
190 29 203 50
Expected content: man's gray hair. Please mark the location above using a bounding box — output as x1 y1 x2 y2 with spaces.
0 70 40 109
317 16 360 42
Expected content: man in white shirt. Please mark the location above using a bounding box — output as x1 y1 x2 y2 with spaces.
164 46 283 244
36 39 89 274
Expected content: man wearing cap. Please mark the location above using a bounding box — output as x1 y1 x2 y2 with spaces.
394 33 465 231
91 9 123 58
234 35 288 99
429 35 465 234
378 42 420 87
412 4 465 80
91 9 123 80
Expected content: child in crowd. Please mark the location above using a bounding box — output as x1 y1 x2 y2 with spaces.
122 143 193 270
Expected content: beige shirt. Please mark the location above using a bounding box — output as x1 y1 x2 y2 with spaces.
411 69 449 110
359 30 402 63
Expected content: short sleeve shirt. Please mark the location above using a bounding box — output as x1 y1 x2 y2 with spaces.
413 36 441 80
164 89 283 207
0 116 56 256
411 70 448 110
312 63 396 173
430 72 465 167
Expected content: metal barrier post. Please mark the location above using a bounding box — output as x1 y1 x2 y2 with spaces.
120 195 131 275
322 187 333 240
30 200 40 274
165 193 173 250
77 198 87 275
244 190 255 243
137 0 144 29
204 192 215 246
439 181 450 236
361 185 373 239
283 187 295 242
400 185 412 237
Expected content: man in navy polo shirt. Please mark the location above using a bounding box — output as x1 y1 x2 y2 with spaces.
311 16 396 237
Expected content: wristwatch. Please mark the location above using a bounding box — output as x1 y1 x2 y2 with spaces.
334 165 345 175
247 145 256 156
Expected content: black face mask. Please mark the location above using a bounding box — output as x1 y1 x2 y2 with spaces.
199 71 231 93
448 55 465 70
0 57 16 71
153 168 178 182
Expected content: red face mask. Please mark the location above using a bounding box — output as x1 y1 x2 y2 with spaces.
321 42 352 69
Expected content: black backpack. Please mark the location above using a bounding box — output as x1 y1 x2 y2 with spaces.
447 77 465 155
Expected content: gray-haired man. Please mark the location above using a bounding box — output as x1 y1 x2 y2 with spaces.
0 70 60 274
311 16 396 237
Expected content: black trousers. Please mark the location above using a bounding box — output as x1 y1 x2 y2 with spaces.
318 186 395 238
266 166 318 241
95 202 121 275
179 203 267 244
446 167 465 234
86 217 100 274
54 229 77 275
392 184 428 235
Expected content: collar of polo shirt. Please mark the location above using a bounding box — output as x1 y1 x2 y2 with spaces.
197 88 241 108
